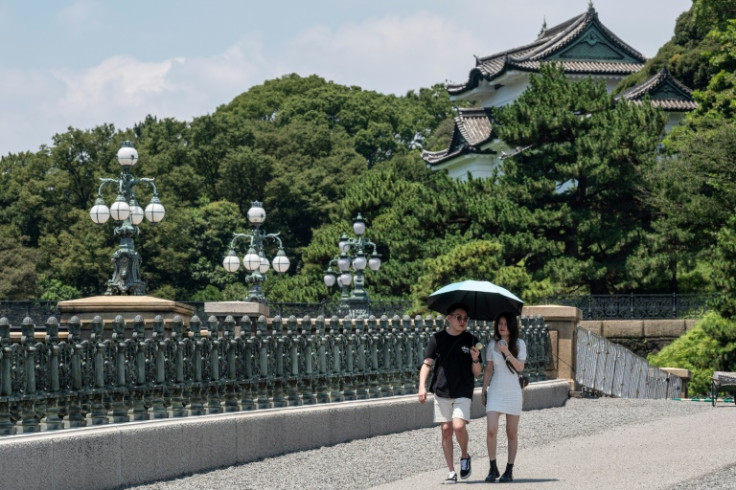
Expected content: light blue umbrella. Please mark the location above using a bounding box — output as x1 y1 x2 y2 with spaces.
427 280 524 321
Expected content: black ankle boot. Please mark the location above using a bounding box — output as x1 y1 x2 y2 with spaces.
499 463 514 482
485 459 500 482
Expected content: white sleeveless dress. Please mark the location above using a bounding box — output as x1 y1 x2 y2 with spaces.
485 339 527 415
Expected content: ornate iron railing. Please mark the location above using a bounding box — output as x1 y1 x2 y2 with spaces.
0 313 549 435
545 294 716 320
575 326 682 398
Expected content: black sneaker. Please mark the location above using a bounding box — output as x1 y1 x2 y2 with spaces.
460 456 472 479
443 471 457 484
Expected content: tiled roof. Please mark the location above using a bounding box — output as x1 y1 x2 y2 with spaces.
422 107 495 166
617 66 698 111
448 7 646 95
508 60 643 74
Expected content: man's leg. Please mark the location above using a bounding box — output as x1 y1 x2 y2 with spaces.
453 417 469 458
441 422 455 471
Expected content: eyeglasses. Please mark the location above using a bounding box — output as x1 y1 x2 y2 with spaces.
451 314 469 322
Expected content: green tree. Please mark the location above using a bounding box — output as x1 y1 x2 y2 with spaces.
496 64 667 294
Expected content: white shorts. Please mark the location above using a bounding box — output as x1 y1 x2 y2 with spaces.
434 396 472 423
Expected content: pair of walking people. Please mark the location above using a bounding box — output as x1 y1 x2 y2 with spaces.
417 304 526 484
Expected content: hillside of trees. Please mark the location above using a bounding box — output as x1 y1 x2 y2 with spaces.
1 0 735 321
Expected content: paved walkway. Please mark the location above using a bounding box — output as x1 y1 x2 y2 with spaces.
371 405 736 489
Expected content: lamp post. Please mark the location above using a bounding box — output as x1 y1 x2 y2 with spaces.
89 141 165 295
323 213 381 315
222 201 290 303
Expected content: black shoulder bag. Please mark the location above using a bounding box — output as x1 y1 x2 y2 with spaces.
506 357 529 389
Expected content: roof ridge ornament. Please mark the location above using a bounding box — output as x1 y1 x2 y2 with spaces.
588 0 594 12
539 17 547 37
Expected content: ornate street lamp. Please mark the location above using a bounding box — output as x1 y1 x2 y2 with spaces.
89 141 165 295
223 201 290 303
324 213 381 314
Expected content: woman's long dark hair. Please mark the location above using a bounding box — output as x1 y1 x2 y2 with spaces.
493 312 519 358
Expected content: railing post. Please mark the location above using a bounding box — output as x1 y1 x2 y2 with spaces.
367 315 381 398
151 315 169 419
222 315 240 413
0 318 16 435
255 315 272 409
188 316 204 416
271 315 286 408
110 315 130 424
343 316 357 401
130 315 149 421
44 317 63 430
284 315 302 407
66 316 87 428
354 315 369 400
328 316 343 403
170 315 188 418
315 316 329 404
238 315 255 411
206 315 223 415
20 317 40 433
301 316 317 405
380 315 396 398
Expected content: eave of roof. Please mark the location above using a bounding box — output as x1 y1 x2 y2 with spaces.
422 107 495 166
617 66 698 111
448 7 646 96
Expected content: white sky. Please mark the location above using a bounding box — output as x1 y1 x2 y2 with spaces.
0 0 693 156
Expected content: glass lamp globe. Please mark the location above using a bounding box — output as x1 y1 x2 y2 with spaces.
117 142 138 168
110 195 131 221
129 198 145 225
90 197 110 224
247 202 266 224
353 253 367 270
144 196 165 223
339 272 352 286
243 248 261 271
223 250 241 273
353 215 366 236
272 249 290 273
324 271 336 287
259 253 270 274
368 253 381 271
337 255 351 272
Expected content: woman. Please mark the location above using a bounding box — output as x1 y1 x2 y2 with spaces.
481 312 527 483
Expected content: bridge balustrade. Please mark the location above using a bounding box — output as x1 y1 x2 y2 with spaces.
0 313 549 435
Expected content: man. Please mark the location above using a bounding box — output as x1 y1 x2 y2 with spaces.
418 303 482 484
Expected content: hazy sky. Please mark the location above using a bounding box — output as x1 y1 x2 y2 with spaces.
0 0 692 156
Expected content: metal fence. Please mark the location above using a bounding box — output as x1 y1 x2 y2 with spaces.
546 294 715 319
575 326 682 398
0 312 549 435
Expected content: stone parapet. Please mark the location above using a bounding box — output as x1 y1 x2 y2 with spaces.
58 296 194 335
0 380 569 490
523 305 582 386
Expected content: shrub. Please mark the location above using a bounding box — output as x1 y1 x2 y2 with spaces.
648 312 736 396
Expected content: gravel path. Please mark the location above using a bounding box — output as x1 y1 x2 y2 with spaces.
126 397 732 490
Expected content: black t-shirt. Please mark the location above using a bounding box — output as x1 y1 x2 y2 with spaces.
424 330 479 399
